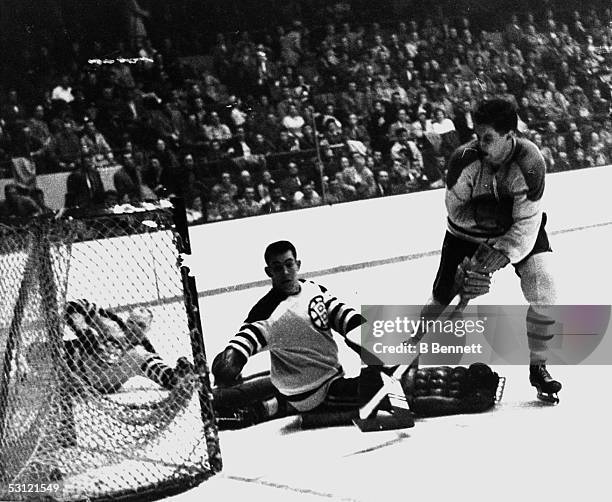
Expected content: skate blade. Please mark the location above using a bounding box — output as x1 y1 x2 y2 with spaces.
495 377 507 403
536 391 560 405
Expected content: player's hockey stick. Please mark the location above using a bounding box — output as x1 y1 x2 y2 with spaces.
354 243 508 431
353 296 469 432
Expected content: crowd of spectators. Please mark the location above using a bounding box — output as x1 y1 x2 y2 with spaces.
1 1 611 223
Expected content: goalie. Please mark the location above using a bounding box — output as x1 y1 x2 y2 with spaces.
60 299 193 394
211 240 498 430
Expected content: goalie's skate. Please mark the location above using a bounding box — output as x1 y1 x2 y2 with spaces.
216 404 266 430
530 364 561 405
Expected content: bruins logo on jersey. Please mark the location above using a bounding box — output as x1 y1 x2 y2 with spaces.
308 295 329 330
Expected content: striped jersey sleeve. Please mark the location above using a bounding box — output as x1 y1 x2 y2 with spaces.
226 288 284 360
318 283 366 336
227 320 268 360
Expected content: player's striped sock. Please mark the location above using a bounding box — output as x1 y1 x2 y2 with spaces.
141 354 174 389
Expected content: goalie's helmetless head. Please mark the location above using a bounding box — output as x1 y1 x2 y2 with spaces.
126 307 153 337
264 240 301 295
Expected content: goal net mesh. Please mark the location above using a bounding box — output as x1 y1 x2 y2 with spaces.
0 204 221 501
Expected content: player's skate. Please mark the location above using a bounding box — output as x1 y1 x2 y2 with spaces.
530 364 561 404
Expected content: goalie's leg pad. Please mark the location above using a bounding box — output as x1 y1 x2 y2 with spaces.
212 371 277 409
213 372 287 430
400 363 502 417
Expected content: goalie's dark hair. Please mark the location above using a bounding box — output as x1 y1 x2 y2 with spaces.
264 240 297 264
474 99 518 134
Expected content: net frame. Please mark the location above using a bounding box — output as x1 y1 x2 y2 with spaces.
0 199 222 502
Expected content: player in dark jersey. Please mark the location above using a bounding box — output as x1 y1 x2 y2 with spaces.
61 299 193 394
427 99 561 403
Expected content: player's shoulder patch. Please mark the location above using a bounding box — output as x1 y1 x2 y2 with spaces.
446 141 481 190
512 138 545 201
245 288 287 323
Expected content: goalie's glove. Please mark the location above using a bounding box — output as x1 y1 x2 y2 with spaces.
212 347 247 387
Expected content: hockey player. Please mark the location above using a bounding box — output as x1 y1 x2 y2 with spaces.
211 240 386 427
61 299 193 394
211 240 498 428
426 99 561 403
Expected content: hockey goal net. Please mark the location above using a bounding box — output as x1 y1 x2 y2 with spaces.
0 201 221 501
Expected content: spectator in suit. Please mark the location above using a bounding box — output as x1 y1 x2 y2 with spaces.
261 186 289 213
453 100 476 144
373 170 392 197
251 133 276 156
226 126 254 159
65 155 106 209
280 162 305 199
277 129 301 152
343 113 370 144
52 119 81 170
114 152 146 204
590 88 610 117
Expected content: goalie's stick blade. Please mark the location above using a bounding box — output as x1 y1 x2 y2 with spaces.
355 298 469 428
353 407 415 432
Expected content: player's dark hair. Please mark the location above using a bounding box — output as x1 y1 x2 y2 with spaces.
474 99 518 134
265 240 297 264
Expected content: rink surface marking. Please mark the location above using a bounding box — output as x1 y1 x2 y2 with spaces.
198 218 612 298
223 475 355 500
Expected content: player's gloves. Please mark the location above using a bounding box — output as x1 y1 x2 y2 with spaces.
453 256 492 301
452 243 510 301
470 242 510 273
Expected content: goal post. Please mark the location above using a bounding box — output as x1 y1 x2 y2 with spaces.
0 200 221 501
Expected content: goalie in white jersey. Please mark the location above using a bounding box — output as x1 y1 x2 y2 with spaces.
212 240 388 426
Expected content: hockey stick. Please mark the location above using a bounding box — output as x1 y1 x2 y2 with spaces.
354 296 469 430
354 243 508 431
